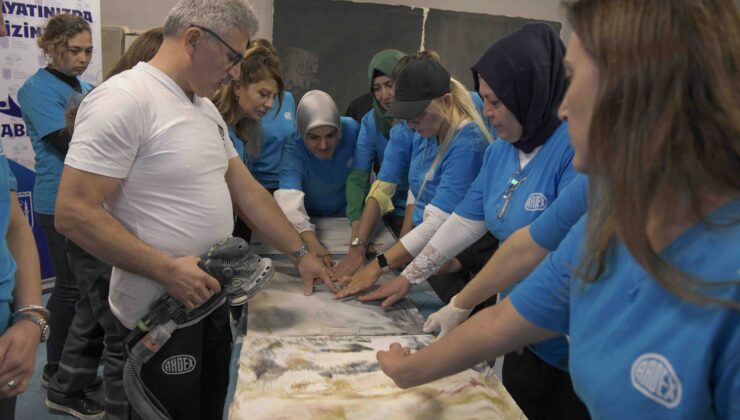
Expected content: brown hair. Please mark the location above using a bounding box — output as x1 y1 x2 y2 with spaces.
105 27 163 80
213 38 285 158
565 0 740 308
37 14 91 65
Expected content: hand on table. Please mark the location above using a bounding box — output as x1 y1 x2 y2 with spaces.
297 253 338 296
305 237 334 269
377 342 413 389
422 294 473 338
332 247 366 278
334 261 381 299
358 275 412 309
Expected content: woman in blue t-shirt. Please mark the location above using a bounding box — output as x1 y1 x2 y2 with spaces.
335 50 416 279
377 1 739 419
344 49 408 230
363 23 584 419
17 13 94 385
213 38 290 242
0 143 45 419
335 58 493 299
274 90 360 267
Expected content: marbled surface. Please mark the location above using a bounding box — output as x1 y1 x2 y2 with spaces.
246 259 425 337
250 217 396 255
229 335 524 420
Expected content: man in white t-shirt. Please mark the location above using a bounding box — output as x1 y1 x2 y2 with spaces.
54 1 334 418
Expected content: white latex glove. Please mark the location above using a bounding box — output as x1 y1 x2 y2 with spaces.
422 294 473 338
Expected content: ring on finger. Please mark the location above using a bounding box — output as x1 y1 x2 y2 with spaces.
7 379 16 388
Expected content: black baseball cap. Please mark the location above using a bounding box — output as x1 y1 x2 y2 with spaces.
386 58 451 120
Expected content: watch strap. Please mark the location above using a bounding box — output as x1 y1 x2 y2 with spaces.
376 253 390 272
350 237 367 248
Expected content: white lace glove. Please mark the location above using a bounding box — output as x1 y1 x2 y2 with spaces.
422 294 473 338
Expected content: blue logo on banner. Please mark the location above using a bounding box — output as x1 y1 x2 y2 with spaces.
0 96 23 118
16 191 33 228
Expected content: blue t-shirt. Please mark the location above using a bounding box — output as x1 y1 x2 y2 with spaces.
227 126 248 168
0 143 17 333
376 121 418 186
18 68 94 215
352 110 408 216
530 174 588 251
253 92 297 189
511 202 740 419
278 116 360 217
410 123 488 226
454 122 575 370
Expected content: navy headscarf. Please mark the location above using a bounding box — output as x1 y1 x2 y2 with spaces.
472 23 567 153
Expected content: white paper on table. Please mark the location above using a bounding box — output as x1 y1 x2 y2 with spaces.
229 334 525 420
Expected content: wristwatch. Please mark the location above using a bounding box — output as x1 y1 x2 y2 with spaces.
350 237 367 248
13 312 50 342
290 243 309 259
376 253 390 273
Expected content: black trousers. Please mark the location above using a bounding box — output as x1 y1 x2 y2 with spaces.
47 240 133 418
0 395 15 420
36 213 79 375
427 232 499 314
503 347 590 420
128 303 233 420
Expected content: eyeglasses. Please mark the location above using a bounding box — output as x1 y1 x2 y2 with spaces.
497 173 527 219
191 25 243 67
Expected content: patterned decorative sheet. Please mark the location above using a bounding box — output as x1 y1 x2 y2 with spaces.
229 335 524 420
246 260 425 337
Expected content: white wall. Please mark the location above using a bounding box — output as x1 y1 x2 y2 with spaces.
100 0 273 40
101 0 566 40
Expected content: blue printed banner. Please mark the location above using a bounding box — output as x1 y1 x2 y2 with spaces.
1 0 103 280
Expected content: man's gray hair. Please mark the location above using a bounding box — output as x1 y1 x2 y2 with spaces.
163 0 258 38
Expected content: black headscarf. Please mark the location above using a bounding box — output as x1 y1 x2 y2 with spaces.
472 23 567 153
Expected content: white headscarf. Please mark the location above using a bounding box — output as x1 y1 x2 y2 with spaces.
296 90 340 139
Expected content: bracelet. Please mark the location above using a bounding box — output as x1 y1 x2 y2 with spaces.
290 243 309 260
13 312 50 342
13 305 50 321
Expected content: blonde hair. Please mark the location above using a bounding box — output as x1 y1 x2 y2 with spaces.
417 78 493 197
213 39 284 158
566 0 740 309
37 14 91 66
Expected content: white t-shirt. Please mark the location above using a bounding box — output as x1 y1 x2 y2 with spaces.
66 62 238 328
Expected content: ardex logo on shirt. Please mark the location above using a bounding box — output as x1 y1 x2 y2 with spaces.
284 111 293 120
217 124 226 142
161 355 197 375
631 353 682 409
524 193 547 211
